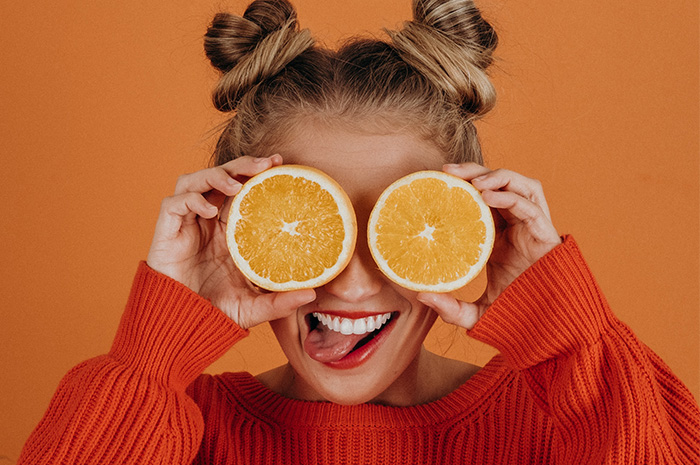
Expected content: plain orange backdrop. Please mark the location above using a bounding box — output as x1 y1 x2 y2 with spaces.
1 0 698 461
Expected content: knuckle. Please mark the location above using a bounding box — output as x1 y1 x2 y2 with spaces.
508 192 524 209
523 203 543 221
159 195 180 215
160 195 175 209
528 179 545 202
212 166 230 181
183 191 203 204
174 173 193 192
175 173 189 186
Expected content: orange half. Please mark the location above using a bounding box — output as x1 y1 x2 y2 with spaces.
368 170 495 293
226 164 357 291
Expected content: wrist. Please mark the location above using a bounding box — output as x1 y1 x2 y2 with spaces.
110 262 246 386
468 235 616 369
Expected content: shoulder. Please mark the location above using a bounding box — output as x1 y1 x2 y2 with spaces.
449 357 552 429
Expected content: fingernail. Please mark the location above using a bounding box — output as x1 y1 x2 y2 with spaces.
472 175 486 182
298 289 316 303
443 163 460 170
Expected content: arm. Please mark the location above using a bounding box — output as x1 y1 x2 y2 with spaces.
19 155 316 464
420 164 700 464
470 236 700 464
19 263 246 464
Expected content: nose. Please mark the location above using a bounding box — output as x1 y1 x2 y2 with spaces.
322 247 383 303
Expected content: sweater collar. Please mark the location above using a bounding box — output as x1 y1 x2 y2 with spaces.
217 355 511 428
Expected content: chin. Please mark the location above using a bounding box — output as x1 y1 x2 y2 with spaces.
267 298 436 406
283 343 421 406
305 369 401 406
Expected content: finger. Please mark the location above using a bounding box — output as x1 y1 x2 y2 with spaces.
417 292 483 330
470 169 551 220
166 192 220 220
174 166 243 197
481 190 559 242
154 193 218 240
218 154 283 180
442 162 492 181
173 154 282 197
243 289 317 329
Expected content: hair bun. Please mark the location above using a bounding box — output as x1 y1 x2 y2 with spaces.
204 0 314 111
388 0 498 117
412 0 497 68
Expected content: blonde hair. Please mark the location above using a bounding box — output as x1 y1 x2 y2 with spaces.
204 0 498 165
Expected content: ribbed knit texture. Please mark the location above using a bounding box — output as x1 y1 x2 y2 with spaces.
18 236 700 464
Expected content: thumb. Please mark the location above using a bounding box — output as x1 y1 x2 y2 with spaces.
244 288 317 329
417 292 483 331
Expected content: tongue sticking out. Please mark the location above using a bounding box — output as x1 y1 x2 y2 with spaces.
304 322 369 363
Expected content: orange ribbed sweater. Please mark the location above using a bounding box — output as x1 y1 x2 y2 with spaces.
19 236 700 464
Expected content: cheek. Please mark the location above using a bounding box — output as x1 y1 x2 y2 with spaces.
402 291 439 336
410 308 439 341
268 315 304 358
393 285 433 316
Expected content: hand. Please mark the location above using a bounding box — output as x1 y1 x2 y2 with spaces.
146 154 316 329
417 163 562 330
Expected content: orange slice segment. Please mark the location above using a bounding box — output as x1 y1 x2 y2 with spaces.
226 164 357 291
368 170 495 293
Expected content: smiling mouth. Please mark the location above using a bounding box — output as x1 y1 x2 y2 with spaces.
303 312 397 367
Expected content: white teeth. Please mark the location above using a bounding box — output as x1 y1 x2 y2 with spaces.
353 319 367 335
340 319 354 335
312 312 393 336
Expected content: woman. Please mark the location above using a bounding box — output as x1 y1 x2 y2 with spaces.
19 0 700 463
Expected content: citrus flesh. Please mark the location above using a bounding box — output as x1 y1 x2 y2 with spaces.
226 164 356 291
368 170 495 293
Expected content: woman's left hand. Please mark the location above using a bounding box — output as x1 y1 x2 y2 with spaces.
417 163 562 330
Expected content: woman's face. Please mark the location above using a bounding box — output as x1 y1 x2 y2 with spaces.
266 120 448 406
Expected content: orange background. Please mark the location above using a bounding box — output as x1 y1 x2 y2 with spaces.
1 0 698 461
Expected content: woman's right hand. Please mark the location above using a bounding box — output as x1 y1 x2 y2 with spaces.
146 154 316 330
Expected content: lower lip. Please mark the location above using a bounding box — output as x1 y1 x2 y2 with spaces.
322 313 398 370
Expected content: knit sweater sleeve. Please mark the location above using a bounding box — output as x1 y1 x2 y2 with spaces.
467 235 700 464
18 262 247 464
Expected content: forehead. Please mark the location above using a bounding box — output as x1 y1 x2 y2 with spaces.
274 122 447 202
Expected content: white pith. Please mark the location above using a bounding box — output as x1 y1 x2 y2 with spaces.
312 312 392 336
